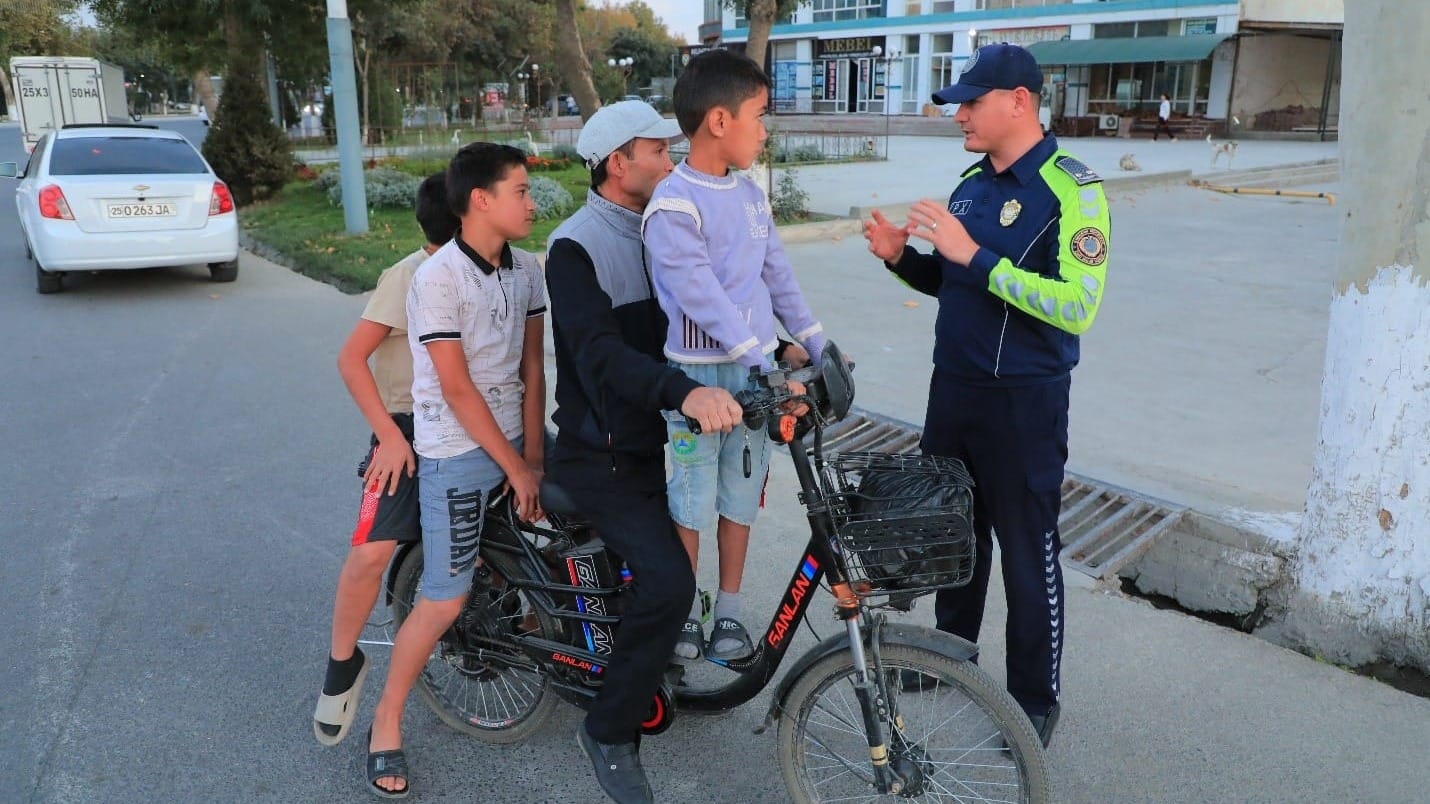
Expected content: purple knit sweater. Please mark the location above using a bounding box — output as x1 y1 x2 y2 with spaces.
641 161 825 370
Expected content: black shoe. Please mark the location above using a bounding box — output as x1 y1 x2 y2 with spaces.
1029 702 1060 747
576 722 654 804
899 669 940 692
998 702 1060 751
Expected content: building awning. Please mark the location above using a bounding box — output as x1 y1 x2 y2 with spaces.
1025 34 1232 66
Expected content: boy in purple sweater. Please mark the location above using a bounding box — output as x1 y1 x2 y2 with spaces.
642 49 827 662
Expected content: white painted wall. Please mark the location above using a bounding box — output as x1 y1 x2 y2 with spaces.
1206 39 1235 119
1231 33 1337 129
1241 0 1343 25
1280 0 1430 674
796 38 814 113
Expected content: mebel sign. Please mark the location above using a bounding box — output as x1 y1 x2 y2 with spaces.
816 36 886 59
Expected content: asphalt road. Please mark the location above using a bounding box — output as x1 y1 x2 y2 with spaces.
4 120 1427 803
0 116 825 802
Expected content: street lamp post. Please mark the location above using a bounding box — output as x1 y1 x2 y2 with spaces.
516 70 530 121
607 56 634 97
531 63 541 119
871 45 901 157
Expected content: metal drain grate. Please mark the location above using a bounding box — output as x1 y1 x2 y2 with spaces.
809 408 1184 579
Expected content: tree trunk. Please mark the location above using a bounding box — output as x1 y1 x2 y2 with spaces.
192 70 218 118
743 0 778 74
552 0 601 122
0 66 11 119
1272 0 1430 674
358 46 371 146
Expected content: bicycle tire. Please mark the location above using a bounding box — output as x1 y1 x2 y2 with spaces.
391 547 560 743
778 642 1051 803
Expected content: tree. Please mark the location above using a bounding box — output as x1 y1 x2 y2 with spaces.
0 1 88 114
606 24 679 94
552 0 601 122
723 0 809 71
202 58 291 205
1268 1 1430 674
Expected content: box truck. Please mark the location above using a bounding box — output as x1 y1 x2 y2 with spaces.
9 56 130 152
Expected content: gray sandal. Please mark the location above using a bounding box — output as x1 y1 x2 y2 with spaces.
673 618 704 663
707 617 754 661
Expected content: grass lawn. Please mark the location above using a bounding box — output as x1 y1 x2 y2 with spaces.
241 164 591 292
241 161 830 293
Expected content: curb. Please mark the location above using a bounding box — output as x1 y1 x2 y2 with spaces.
843 168 1197 221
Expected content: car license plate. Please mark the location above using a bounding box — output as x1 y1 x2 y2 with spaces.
107 202 176 219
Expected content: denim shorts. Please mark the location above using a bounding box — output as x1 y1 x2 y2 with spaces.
664 361 772 531
416 436 521 601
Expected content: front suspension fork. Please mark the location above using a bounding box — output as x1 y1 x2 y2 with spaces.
841 604 909 796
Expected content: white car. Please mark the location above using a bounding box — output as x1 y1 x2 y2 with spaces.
1 124 239 293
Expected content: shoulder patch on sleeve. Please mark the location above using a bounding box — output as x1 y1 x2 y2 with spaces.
641 197 703 237
1054 155 1101 185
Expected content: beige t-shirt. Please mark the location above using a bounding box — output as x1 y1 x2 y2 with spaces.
361 248 429 414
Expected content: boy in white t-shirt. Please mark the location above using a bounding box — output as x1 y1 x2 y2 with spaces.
311 173 455 749
366 143 547 798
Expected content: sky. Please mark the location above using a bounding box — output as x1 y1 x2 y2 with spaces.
640 0 708 44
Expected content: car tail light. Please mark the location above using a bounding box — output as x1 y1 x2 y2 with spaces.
38 185 74 220
210 181 235 215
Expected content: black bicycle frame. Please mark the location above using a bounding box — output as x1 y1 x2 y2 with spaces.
674 431 856 712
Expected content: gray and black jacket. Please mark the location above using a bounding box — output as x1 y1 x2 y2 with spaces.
546 189 701 458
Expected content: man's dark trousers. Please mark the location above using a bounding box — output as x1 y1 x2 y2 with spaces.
546 442 695 744
921 370 1069 718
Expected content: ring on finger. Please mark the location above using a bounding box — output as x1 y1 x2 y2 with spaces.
931 222 939 232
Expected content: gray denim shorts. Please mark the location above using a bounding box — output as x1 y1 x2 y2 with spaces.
416 436 521 601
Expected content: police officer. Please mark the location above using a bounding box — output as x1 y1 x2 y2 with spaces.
862 43 1110 746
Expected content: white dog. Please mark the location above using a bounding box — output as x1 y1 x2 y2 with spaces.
1207 134 1238 169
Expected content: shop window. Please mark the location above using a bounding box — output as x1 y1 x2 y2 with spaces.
1094 19 1179 38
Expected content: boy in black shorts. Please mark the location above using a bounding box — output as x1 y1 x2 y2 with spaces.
311 174 457 748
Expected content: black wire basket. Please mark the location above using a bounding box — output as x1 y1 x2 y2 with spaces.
824 451 976 597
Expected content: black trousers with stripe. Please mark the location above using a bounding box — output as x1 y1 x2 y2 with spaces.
921 371 1069 718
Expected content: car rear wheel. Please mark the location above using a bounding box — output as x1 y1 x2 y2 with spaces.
208 260 238 283
36 262 62 294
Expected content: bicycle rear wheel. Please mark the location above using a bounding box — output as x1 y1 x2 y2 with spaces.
391 547 559 743
778 643 1050 803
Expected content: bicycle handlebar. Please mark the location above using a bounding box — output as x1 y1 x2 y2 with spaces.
683 342 854 441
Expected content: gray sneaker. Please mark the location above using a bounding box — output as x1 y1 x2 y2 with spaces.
576 722 654 804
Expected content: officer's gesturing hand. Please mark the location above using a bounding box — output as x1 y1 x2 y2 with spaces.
862 209 916 263
908 198 980 267
681 386 744 434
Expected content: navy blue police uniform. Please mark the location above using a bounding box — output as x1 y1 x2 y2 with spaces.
885 43 1111 738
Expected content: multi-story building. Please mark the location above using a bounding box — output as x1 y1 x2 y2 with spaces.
705 0 1341 135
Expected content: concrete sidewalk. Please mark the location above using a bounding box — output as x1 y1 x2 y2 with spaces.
787 133 1339 217
746 460 1430 802
743 137 1430 800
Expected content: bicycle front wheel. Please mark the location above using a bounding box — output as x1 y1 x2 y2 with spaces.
778 642 1051 803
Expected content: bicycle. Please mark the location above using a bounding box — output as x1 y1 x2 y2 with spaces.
382 341 1051 802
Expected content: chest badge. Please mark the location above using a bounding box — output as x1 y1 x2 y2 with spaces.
999 198 1022 227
